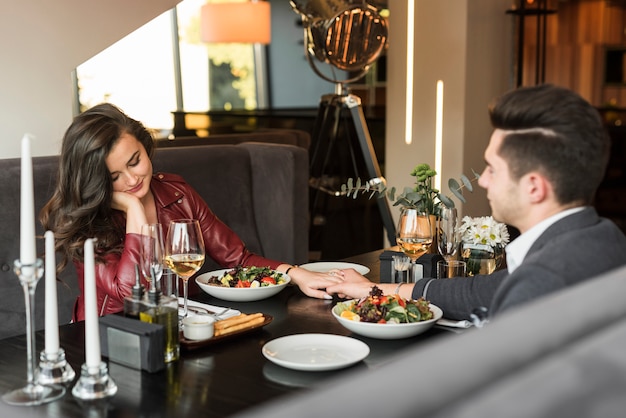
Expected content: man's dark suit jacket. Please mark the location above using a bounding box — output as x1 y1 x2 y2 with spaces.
413 207 626 319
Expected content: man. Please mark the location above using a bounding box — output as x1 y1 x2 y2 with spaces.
327 84 626 320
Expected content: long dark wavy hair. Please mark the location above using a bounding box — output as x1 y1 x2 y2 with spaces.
40 103 155 269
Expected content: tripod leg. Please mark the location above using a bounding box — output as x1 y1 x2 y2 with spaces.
317 99 342 182
308 96 345 259
309 95 332 175
344 95 397 244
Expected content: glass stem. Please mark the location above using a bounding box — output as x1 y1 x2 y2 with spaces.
23 279 38 392
182 278 189 318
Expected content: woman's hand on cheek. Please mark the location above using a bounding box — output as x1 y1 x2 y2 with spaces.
112 192 148 234
111 191 141 213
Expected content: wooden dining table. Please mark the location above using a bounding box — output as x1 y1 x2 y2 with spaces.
0 249 456 417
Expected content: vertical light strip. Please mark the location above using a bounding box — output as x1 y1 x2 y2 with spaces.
405 0 415 145
434 80 444 191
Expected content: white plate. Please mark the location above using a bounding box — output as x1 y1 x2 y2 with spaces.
262 362 364 388
299 262 370 275
195 268 290 302
332 302 443 340
262 334 370 371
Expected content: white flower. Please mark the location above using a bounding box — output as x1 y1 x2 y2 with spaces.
457 216 510 247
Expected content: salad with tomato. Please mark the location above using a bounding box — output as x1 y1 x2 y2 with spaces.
206 266 286 288
334 286 433 324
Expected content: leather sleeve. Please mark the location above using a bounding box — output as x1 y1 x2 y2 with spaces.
73 233 146 321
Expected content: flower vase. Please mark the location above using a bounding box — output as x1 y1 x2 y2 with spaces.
461 243 504 276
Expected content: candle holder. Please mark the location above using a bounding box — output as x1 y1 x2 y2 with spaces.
1 259 65 406
72 362 117 400
38 348 76 385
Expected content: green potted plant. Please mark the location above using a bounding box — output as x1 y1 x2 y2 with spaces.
341 163 479 217
342 164 479 256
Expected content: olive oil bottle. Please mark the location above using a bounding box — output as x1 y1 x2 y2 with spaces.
140 268 180 363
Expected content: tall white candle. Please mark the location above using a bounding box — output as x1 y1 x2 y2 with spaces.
44 231 60 354
84 238 101 371
20 134 36 265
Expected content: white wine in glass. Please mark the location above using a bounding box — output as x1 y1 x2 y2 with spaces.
396 207 433 280
164 220 205 319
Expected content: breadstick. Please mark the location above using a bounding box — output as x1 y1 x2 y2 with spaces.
214 316 265 336
214 313 263 330
214 313 262 330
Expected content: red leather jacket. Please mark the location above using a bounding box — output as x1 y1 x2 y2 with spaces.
72 173 281 321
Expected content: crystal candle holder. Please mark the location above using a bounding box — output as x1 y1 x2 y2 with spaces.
1 259 65 406
38 348 76 385
72 362 117 400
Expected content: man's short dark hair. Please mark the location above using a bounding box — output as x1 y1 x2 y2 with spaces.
489 84 610 205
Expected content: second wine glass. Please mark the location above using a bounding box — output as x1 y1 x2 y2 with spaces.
437 207 459 260
396 207 433 281
164 220 205 319
140 223 165 286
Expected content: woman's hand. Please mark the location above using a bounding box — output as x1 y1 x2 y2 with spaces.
111 191 148 234
282 266 345 299
111 191 141 212
325 268 379 299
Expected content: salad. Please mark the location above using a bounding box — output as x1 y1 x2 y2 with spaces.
334 286 433 324
206 266 286 288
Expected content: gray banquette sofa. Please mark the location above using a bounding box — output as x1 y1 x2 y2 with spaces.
0 131 309 340
232 262 626 418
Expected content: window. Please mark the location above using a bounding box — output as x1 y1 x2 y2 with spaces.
75 0 260 137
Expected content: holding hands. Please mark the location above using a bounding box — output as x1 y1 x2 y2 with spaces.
284 266 346 299
325 268 379 299
284 265 378 300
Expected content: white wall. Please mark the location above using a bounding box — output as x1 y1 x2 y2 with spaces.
0 0 180 158
385 0 513 220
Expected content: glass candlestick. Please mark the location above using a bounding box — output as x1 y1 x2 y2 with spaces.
2 259 65 406
72 362 117 400
38 348 76 385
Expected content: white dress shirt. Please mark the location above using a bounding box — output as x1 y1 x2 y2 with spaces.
505 207 586 273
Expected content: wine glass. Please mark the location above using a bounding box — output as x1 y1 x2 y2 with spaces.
140 223 164 286
437 207 459 260
396 207 433 280
164 220 205 319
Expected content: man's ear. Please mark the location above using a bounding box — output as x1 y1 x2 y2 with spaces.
523 172 551 204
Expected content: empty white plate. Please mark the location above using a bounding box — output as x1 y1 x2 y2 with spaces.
262 333 370 371
299 262 370 275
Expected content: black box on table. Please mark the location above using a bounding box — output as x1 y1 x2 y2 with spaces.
379 250 443 283
99 314 165 373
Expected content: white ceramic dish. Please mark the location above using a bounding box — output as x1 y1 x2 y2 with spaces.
262 333 369 371
299 262 370 275
332 302 443 340
196 269 291 302
182 315 215 341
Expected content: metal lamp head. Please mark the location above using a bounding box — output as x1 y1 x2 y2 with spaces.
291 0 388 83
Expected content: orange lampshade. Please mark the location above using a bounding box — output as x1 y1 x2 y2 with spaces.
201 1 271 44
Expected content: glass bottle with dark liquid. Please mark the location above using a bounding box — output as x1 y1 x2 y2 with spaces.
124 265 146 319
139 267 180 363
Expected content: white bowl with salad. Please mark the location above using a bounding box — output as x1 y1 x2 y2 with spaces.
332 287 443 339
196 266 290 302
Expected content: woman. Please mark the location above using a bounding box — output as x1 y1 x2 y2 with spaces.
41 103 342 321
